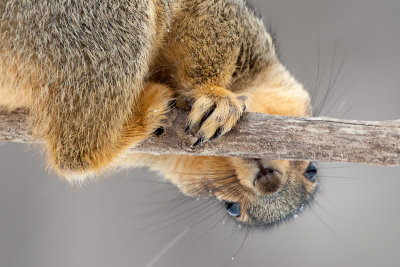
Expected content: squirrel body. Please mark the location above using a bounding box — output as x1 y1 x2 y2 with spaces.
0 0 316 226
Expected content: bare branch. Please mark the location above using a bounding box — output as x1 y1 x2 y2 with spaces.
1 109 399 166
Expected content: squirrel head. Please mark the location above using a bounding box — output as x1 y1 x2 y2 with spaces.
136 57 316 228
162 155 318 227
161 60 317 227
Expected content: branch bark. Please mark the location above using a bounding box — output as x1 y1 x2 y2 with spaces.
1 109 399 166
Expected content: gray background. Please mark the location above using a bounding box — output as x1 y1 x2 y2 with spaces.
1 0 399 266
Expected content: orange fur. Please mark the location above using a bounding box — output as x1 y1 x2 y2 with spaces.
1 0 318 225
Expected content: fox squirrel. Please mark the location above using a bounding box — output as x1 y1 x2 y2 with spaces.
0 0 317 226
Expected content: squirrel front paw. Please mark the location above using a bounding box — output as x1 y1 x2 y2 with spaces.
185 85 246 147
152 99 176 136
137 82 175 138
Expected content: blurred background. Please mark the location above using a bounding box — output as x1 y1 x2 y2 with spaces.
1 0 399 266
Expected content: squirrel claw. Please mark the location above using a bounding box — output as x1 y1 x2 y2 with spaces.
184 125 191 134
190 137 204 149
153 126 165 136
209 127 222 141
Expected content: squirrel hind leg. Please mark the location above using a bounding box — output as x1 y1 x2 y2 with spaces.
118 81 175 152
44 82 175 183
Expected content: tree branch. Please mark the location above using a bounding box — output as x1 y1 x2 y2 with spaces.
1 109 399 166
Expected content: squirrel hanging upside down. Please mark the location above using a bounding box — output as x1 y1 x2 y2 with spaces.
0 0 317 227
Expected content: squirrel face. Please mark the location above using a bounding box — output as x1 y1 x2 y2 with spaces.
152 62 316 227
160 155 318 227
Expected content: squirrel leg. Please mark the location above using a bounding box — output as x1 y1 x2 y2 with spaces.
47 82 174 182
184 85 246 147
0 1 172 182
118 82 175 153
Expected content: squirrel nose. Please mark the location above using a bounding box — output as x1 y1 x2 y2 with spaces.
253 159 281 194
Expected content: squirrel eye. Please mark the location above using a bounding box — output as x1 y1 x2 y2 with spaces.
224 202 241 217
304 162 317 182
